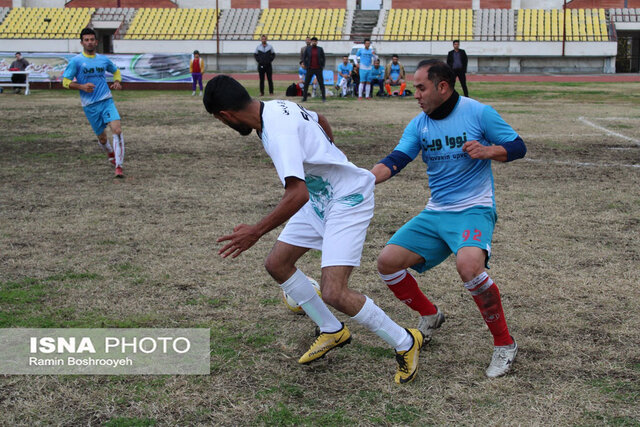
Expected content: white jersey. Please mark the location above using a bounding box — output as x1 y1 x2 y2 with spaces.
258 100 375 220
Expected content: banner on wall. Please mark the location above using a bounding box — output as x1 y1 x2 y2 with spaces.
0 52 193 83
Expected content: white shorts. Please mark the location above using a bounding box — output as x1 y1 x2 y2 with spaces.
277 192 374 268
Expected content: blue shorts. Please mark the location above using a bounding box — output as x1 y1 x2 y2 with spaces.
83 98 120 135
359 68 372 82
387 206 497 273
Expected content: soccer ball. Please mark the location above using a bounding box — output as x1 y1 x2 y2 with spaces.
282 277 321 314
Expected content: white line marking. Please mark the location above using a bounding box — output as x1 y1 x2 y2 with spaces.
578 116 640 145
524 158 640 169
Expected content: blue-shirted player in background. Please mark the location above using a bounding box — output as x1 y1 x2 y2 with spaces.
371 59 527 379
336 55 353 97
63 28 125 178
356 39 376 99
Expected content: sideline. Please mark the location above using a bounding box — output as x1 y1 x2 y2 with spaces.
578 116 640 145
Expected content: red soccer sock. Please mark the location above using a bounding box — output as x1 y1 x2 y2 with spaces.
399 82 406 95
465 272 513 346
380 270 438 316
385 83 392 94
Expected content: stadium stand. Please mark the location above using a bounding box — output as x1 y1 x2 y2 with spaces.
218 8 260 40
474 8 516 40
0 7 94 39
123 8 218 40
253 8 346 40
382 9 473 41
609 7 640 21
516 8 609 41
0 7 10 24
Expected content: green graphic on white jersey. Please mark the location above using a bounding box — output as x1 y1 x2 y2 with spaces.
306 175 333 219
305 175 364 219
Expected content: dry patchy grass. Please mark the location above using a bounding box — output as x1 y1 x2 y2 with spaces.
1 81 639 425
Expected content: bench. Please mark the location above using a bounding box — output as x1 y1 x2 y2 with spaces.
0 71 30 95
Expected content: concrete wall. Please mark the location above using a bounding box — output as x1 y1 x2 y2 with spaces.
0 38 618 73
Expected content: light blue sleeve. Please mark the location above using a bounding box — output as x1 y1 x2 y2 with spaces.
481 105 519 145
105 57 118 74
62 56 78 80
393 116 423 160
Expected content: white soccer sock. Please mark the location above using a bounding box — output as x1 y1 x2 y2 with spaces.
365 84 371 98
280 269 342 333
351 296 411 351
98 140 113 153
113 133 125 166
358 83 364 97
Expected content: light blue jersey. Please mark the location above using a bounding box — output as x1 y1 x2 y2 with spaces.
63 52 118 107
371 65 384 80
356 48 375 70
337 62 353 77
389 63 402 80
395 97 519 211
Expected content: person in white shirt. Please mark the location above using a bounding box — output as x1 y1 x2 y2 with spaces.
203 75 425 384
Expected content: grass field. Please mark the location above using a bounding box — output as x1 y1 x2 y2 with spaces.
1 80 639 426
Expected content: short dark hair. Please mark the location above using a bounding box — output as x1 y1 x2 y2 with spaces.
311 36 318 41
193 50 200 55
15 52 21 55
80 27 96 40
416 59 455 89
392 54 399 59
203 75 252 115
453 40 460 44
364 38 370 43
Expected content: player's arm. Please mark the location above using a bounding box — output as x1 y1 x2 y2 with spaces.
316 113 334 143
371 150 412 184
217 177 308 258
463 106 526 162
107 60 122 90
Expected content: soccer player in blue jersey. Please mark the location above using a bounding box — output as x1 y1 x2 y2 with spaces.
355 39 376 99
370 59 385 96
336 55 353 97
371 59 527 378
63 28 125 178
385 54 406 96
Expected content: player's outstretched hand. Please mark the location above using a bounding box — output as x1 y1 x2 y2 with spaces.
110 81 122 90
217 224 261 258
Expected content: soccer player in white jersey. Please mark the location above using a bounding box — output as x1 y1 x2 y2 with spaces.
204 75 424 384
371 59 527 378
63 28 125 178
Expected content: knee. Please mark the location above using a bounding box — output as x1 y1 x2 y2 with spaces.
456 257 485 283
377 251 401 275
263 255 281 280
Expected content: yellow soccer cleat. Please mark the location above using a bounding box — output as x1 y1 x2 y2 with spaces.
394 328 424 384
298 323 351 365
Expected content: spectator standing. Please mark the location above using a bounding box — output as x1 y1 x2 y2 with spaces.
350 63 360 97
385 54 406 96
301 37 326 102
371 59 526 378
300 37 311 62
190 50 205 96
336 55 353 97
356 38 376 99
370 58 385 96
254 35 276 96
10 52 29 94
447 40 469 97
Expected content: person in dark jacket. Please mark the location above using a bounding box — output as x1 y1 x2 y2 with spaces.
301 37 326 102
254 35 276 96
10 52 29 94
446 40 469 97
